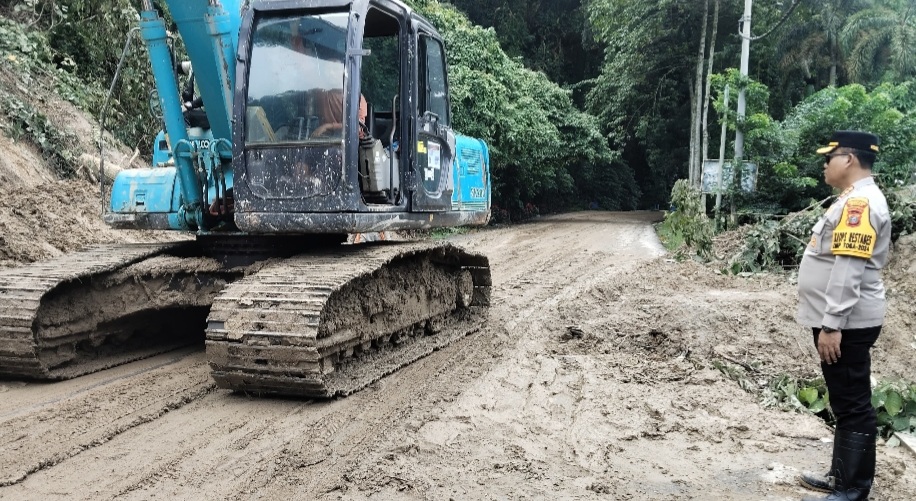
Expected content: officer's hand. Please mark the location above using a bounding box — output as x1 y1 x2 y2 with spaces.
817 330 842 364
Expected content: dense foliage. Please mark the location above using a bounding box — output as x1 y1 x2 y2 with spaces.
743 83 916 211
720 82 916 272
441 0 602 87
585 0 717 210
410 1 640 216
0 0 914 228
583 0 916 212
0 0 158 157
0 16 81 176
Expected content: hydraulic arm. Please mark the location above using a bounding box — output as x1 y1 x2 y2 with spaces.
137 0 241 230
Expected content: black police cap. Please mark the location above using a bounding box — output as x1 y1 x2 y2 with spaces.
816 130 880 155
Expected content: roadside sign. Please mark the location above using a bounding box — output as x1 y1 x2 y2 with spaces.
702 160 757 194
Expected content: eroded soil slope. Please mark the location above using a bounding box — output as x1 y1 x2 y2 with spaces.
0 62 182 268
0 178 185 267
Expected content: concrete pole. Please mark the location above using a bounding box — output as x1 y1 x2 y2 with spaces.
734 0 752 162
732 0 752 226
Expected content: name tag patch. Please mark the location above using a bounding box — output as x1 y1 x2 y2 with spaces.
831 197 876 258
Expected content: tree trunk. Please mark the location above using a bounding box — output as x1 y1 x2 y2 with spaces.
701 0 720 169
690 0 709 188
689 77 697 186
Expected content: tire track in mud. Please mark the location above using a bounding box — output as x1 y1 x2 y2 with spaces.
67 328 500 501
0 348 199 421
215 322 507 500
101 400 314 501
282 214 694 498
0 351 216 488
241 213 667 499
0 301 506 500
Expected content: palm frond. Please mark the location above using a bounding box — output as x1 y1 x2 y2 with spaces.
846 31 892 83
889 25 916 78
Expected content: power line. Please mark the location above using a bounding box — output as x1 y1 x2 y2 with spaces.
738 0 803 41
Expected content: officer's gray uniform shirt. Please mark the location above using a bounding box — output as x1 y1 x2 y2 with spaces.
797 177 891 329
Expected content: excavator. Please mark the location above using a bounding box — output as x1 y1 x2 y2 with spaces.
0 0 491 397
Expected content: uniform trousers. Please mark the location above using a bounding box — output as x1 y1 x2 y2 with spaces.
811 326 882 434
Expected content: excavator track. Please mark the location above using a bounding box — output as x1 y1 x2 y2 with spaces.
0 242 239 380
206 241 491 397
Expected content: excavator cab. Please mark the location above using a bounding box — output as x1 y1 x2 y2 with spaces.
231 0 490 234
244 13 349 144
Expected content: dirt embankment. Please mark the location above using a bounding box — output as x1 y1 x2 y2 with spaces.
0 61 182 268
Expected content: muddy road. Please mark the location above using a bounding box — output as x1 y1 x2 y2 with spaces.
1 211 913 500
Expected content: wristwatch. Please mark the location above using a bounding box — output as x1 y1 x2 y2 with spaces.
822 326 839 333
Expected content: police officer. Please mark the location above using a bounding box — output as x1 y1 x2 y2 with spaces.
796 131 890 501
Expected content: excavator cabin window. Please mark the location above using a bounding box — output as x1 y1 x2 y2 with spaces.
245 12 349 144
418 35 449 127
360 8 401 147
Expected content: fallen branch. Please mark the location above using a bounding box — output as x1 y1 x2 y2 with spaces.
713 348 759 373
120 148 140 170
78 153 121 182
781 194 834 226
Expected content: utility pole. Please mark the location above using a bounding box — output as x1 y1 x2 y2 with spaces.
735 0 752 162
732 0 752 226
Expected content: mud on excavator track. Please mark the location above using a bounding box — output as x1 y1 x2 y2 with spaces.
0 240 490 398
0 242 239 380
207 241 491 397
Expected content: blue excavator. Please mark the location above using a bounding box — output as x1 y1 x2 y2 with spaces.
0 0 491 397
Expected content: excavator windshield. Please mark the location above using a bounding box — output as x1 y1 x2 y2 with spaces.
245 12 349 145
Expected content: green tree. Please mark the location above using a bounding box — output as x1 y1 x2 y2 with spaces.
410 0 639 217
841 0 916 85
586 0 728 208
776 0 868 88
741 83 916 215
2 0 159 155
443 0 602 86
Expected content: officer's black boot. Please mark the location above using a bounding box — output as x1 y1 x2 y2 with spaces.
799 428 840 493
799 470 833 493
801 429 876 501
799 426 841 493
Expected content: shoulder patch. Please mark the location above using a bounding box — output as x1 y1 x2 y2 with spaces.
831 197 876 258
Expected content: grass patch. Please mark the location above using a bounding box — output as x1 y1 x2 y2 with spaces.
429 227 470 240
